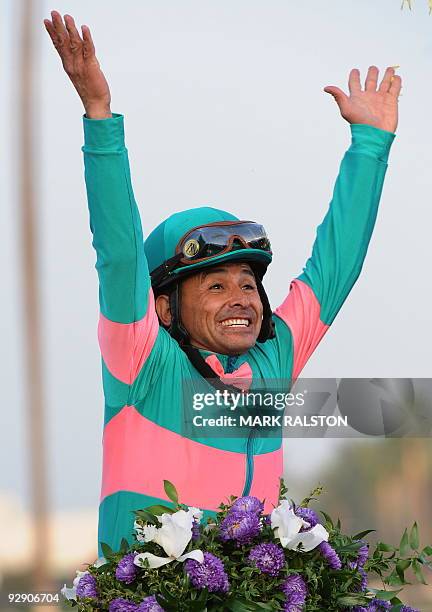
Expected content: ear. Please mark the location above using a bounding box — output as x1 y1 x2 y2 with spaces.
155 294 172 327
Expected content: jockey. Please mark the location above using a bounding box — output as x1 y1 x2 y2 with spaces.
44 11 401 554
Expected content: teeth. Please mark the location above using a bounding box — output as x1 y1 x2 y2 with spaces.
221 318 249 327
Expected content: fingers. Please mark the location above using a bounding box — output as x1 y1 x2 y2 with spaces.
64 14 83 55
81 25 96 60
323 86 349 114
378 67 396 92
365 65 379 91
389 74 402 98
348 69 361 95
43 18 58 46
44 10 73 69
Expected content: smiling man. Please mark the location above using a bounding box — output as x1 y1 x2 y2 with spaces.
44 11 401 553
156 263 264 355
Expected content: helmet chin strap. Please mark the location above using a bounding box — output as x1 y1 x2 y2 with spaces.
168 282 190 345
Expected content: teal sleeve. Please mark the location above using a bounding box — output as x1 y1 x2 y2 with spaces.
297 123 395 325
82 113 150 323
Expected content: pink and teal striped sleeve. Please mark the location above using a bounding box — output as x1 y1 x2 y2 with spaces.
274 124 395 380
82 114 159 389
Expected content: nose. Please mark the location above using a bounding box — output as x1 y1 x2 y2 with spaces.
227 285 250 308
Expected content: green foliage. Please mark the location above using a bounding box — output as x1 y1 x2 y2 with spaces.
63 484 431 611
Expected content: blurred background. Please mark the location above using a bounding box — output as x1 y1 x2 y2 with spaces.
1 0 431 609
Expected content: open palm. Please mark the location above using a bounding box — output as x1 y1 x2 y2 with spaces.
44 11 111 119
324 66 401 133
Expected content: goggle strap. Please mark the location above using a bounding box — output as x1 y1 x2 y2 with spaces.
150 252 183 287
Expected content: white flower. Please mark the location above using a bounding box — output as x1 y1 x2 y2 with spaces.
270 500 329 552
61 570 88 601
284 523 329 552
135 521 158 543
61 584 77 601
94 556 108 568
142 524 158 542
271 500 308 547
134 509 203 569
188 507 203 522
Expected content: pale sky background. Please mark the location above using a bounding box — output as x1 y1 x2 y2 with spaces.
1 0 431 516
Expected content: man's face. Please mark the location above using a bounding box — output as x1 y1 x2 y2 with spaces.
179 262 263 355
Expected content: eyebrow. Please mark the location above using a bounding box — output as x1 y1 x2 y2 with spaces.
201 266 255 280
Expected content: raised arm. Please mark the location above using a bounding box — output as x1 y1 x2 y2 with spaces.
44 12 159 388
274 66 402 380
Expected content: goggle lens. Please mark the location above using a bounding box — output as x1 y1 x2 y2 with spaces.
178 222 271 262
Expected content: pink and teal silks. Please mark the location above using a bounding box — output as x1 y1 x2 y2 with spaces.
82 115 394 554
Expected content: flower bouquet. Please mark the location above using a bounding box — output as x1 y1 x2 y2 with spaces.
62 480 431 611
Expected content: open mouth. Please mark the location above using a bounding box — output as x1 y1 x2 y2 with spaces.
220 318 251 328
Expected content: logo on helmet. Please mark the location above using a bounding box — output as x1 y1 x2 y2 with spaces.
183 238 200 258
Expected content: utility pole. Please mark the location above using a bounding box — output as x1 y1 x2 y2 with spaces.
18 0 51 594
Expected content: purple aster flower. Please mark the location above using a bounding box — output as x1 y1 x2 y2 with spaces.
357 566 368 591
116 552 138 584
137 595 165 611
318 541 342 570
281 574 308 610
230 496 264 515
399 607 420 612
109 598 138 612
294 506 319 531
348 561 368 591
219 511 261 545
356 542 369 567
358 567 368 591
76 573 98 599
367 599 391 611
185 552 229 593
248 542 285 577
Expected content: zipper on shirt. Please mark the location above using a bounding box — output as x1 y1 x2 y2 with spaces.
242 427 257 496
225 355 255 496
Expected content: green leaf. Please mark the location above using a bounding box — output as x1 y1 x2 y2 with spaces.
376 542 397 552
422 545 432 556
352 529 375 540
100 541 115 560
134 509 159 525
399 528 410 557
336 594 370 606
320 511 334 528
155 597 176 612
412 558 428 584
164 480 179 504
159 582 178 604
371 589 403 601
385 571 404 587
396 559 411 582
146 504 175 515
120 537 129 553
187 591 209 612
409 522 419 550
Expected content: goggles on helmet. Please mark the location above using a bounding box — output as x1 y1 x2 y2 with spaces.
151 220 272 287
177 220 271 262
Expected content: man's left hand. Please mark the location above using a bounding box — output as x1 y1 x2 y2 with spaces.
324 66 402 133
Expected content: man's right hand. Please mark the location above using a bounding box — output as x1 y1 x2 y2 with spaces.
44 11 112 119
